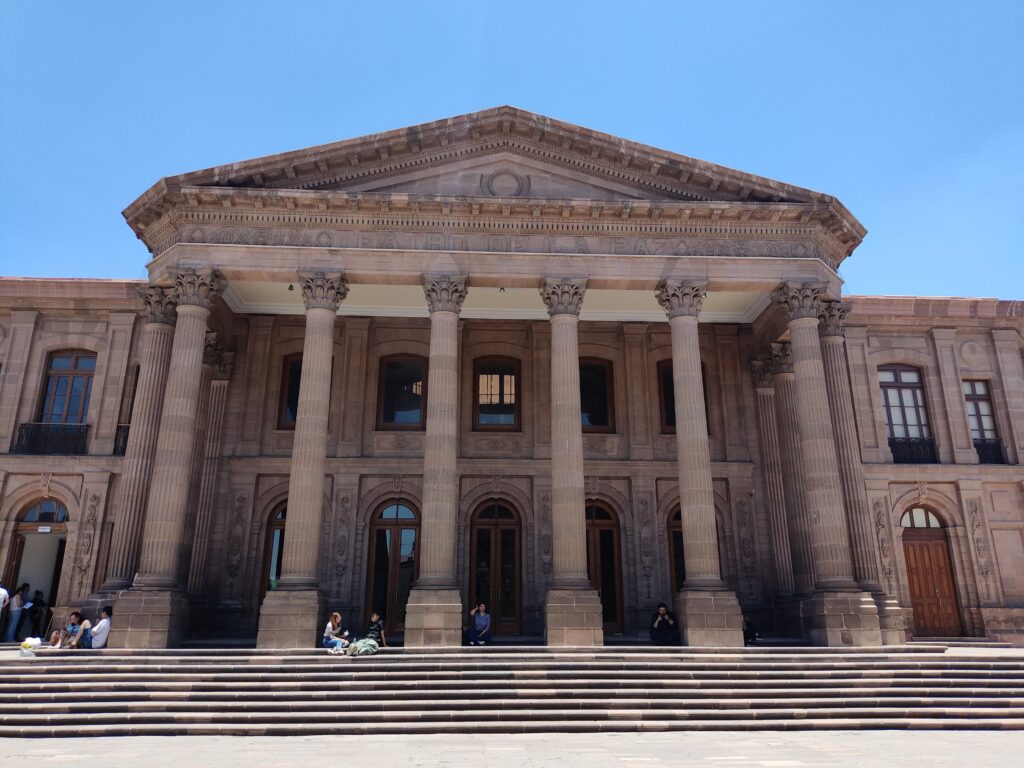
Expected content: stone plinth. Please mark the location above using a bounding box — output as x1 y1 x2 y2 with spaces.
674 589 745 647
544 588 603 646
107 590 190 649
256 589 323 649
802 590 882 647
875 593 908 645
404 588 464 647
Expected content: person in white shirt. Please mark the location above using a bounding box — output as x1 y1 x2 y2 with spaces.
78 605 112 649
322 611 349 651
0 583 9 641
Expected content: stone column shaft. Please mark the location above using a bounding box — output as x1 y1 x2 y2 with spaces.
134 270 223 588
819 303 882 592
751 361 795 597
102 288 176 590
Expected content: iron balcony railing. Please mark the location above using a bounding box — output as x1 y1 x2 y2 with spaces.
889 436 938 464
113 424 131 456
974 438 1006 465
13 423 89 455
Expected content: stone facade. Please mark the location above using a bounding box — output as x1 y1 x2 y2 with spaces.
0 107 1022 647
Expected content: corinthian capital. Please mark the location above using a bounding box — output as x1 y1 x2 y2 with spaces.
299 271 349 311
773 281 826 321
818 300 851 338
750 358 772 389
136 286 177 326
656 279 707 318
202 333 235 380
540 277 586 316
769 342 793 375
423 274 468 314
170 268 225 309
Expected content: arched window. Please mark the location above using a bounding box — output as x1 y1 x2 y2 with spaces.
900 507 944 529
38 350 96 425
580 358 614 432
474 357 520 430
19 499 69 524
377 355 427 430
878 364 936 463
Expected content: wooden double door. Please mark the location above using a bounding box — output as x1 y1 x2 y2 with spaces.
469 502 521 635
585 503 624 634
903 530 963 637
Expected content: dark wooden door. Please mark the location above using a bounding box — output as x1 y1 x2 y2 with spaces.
904 530 962 637
585 504 624 634
469 514 522 635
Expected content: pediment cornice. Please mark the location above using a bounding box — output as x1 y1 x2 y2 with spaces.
124 106 865 260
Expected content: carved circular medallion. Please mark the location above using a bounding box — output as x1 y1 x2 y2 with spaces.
958 339 988 369
483 169 526 197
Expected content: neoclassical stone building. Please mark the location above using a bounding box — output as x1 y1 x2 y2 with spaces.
1 107 1022 648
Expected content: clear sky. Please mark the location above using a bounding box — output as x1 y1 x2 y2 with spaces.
1 2 1021 298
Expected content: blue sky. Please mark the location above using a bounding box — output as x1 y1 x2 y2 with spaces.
1 2 1021 298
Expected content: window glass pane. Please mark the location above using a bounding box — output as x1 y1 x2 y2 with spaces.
886 389 901 408
878 370 896 383
975 381 987 395
902 370 920 383
927 512 941 528
77 356 97 372
900 389 915 409
962 381 972 395
900 511 912 527
981 415 995 432
395 528 417 625
50 356 74 370
907 423 921 438
912 508 926 527
476 360 517 426
380 358 425 426
267 529 284 592
281 357 302 427
978 402 992 415
660 362 676 429
580 362 610 428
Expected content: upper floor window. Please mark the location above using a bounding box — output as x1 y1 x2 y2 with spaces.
580 358 614 433
277 354 302 430
377 355 427 430
20 499 69 524
657 359 710 435
38 350 96 425
474 357 520 431
879 364 936 463
963 380 1004 464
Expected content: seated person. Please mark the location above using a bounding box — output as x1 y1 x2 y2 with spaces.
323 611 350 650
80 605 112 649
650 602 681 645
466 601 492 646
345 611 386 656
49 611 84 648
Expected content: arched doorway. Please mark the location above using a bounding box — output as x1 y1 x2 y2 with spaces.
585 502 624 634
469 500 521 635
365 501 419 632
2 499 68 640
260 505 287 602
900 506 963 637
667 509 732 594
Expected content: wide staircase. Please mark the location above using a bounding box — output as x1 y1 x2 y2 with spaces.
2 645 1023 736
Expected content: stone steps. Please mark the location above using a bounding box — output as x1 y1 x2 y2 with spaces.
3 647 1022 736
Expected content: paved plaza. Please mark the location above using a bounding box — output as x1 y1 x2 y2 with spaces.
2 731 1022 767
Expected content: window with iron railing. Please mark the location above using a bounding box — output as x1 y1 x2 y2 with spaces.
962 380 1005 464
879 364 937 464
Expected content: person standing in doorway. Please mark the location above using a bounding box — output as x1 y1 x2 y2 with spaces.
466 602 492 646
0 582 9 640
4 584 29 642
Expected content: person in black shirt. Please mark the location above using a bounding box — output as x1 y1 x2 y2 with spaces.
650 602 681 645
365 611 386 646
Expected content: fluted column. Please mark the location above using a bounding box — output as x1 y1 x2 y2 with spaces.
539 278 603 646
655 279 743 646
187 342 234 596
819 302 883 593
656 279 722 588
773 282 857 591
750 359 795 597
770 344 816 596
404 275 468 647
101 287 177 591
542 278 590 587
134 269 224 589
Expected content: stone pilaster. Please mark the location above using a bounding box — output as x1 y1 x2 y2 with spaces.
258 272 347 648
750 359 795 598
991 329 1024 465
656 279 743 646
113 269 224 648
405 275 467 647
539 278 603 646
773 282 880 646
101 288 176 591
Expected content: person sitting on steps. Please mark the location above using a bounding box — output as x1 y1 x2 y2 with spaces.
650 602 681 645
49 611 83 648
323 611 350 651
341 611 386 656
466 601 492 646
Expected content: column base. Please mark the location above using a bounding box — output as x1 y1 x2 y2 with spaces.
802 590 882 647
874 592 909 645
257 589 323 649
107 589 190 649
674 588 745 647
545 588 603 646
404 587 464 647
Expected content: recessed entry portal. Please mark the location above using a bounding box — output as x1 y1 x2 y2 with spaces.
585 502 624 634
469 500 522 635
3 499 69 641
365 501 420 631
901 506 963 638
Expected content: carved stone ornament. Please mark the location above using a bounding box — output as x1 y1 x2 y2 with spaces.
818 301 851 338
299 271 349 311
655 279 707 319
170 268 226 309
539 277 586 316
136 286 178 326
750 357 772 389
769 342 793 375
203 333 235 380
203 332 220 367
423 274 468 314
773 281 826 321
